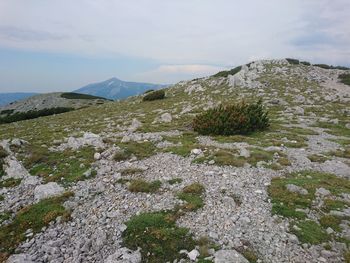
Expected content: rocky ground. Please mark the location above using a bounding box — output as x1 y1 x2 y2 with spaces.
0 59 350 263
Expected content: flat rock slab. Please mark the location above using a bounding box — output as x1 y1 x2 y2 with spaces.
34 182 65 202
214 249 249 263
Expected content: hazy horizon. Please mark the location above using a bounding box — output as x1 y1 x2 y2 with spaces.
0 0 349 93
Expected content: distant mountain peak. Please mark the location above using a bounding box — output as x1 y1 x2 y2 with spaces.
74 77 167 100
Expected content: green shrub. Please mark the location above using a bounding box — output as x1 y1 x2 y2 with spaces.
144 89 155 94
0 146 6 177
314 64 349 70
214 66 241 78
339 73 350 86
142 90 165 101
60 92 108 100
193 100 269 136
0 107 74 124
286 58 299 65
300 61 311 66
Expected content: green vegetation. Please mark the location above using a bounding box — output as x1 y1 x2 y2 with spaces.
168 178 183 185
313 64 349 70
116 141 156 160
300 61 311 66
193 100 269 136
128 179 161 193
0 146 7 177
286 58 299 65
163 132 199 157
0 211 11 224
0 192 73 259
0 178 22 188
60 92 108 100
0 107 74 125
319 215 341 232
214 66 242 78
269 170 350 246
25 146 95 184
177 183 205 211
291 220 329 244
122 211 195 263
339 73 350 86
142 89 165 101
307 154 329 163
119 168 144 176
327 148 350 159
269 171 350 219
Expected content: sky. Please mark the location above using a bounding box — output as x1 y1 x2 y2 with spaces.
0 0 349 92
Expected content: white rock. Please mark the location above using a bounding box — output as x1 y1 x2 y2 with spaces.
128 118 142 132
121 135 131 143
191 149 202 155
6 253 34 263
286 184 308 195
104 247 141 263
315 187 331 197
188 249 200 261
34 182 65 202
94 152 101 160
160 113 172 123
214 249 249 263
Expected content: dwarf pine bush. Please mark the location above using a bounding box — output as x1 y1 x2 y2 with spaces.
193 100 269 135
142 89 165 101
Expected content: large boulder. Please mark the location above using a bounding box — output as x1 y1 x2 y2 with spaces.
34 182 65 201
214 250 249 263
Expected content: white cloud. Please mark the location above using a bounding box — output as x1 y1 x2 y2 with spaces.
135 64 225 83
0 0 349 88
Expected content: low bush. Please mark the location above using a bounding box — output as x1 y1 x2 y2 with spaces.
286 58 299 65
300 61 311 66
60 92 107 100
214 66 242 78
193 100 269 136
142 90 165 101
339 73 350 86
0 146 7 177
0 107 74 124
314 64 350 70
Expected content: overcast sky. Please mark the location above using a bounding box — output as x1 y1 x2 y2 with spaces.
0 0 349 92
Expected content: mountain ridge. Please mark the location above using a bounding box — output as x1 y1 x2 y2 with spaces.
74 77 167 100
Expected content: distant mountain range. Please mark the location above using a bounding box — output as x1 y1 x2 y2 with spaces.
0 92 38 106
74 77 167 100
0 77 167 107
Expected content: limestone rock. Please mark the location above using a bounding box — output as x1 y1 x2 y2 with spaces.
34 182 65 202
286 184 308 195
214 250 249 263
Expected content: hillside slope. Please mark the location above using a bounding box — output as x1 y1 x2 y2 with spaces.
0 93 37 107
74 77 167 100
0 92 109 114
0 59 350 263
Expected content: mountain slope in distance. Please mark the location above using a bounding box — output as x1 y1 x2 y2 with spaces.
0 92 38 106
74 77 167 100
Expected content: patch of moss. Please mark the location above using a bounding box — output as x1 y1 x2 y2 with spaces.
122 211 195 263
320 215 342 232
291 220 330 244
117 141 156 160
0 192 73 258
307 154 330 163
128 179 161 193
168 178 183 185
119 168 144 176
0 178 22 188
177 183 205 211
